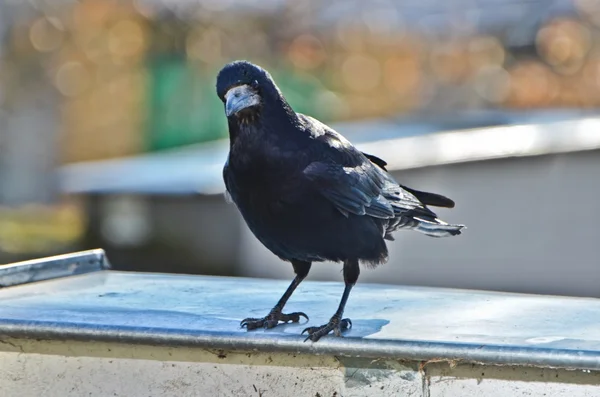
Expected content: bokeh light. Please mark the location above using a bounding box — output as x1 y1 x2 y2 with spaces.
287 34 326 71
55 61 90 97
536 18 590 75
342 54 381 92
29 17 64 53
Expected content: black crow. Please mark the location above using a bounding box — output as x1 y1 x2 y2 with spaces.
216 60 465 342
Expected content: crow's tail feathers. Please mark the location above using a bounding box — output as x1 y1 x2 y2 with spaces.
386 210 465 240
412 217 465 238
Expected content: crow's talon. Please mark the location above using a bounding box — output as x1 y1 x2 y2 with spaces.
241 311 309 331
302 318 352 342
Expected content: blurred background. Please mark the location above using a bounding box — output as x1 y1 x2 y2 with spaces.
1 0 600 297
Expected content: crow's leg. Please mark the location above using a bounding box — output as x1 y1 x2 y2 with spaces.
302 258 359 342
241 260 311 330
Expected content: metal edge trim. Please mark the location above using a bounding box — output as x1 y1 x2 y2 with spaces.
0 249 110 288
357 117 600 172
1 321 599 371
58 117 600 196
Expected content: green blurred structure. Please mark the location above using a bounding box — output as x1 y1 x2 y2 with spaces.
146 57 328 150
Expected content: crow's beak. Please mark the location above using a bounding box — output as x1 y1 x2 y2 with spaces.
225 85 260 117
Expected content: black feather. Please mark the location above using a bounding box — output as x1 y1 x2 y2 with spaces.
399 185 456 208
363 152 388 170
365 152 455 208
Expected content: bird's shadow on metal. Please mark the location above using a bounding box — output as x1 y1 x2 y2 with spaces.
255 318 389 339
267 318 391 338
342 318 390 339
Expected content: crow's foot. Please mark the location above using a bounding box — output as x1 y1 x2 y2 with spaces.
302 317 352 342
241 310 308 330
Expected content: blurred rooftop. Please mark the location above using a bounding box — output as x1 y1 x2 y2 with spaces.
58 109 600 195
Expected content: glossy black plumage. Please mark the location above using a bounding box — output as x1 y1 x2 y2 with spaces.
217 60 465 341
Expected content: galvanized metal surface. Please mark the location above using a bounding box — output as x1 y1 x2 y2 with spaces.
2 271 600 370
0 249 110 288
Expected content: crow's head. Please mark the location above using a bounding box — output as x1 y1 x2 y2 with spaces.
216 61 290 121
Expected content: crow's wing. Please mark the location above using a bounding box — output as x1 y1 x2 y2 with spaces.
362 152 455 209
299 113 437 219
303 160 431 219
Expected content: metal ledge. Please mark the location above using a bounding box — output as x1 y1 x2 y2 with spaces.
0 249 110 288
1 270 600 370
